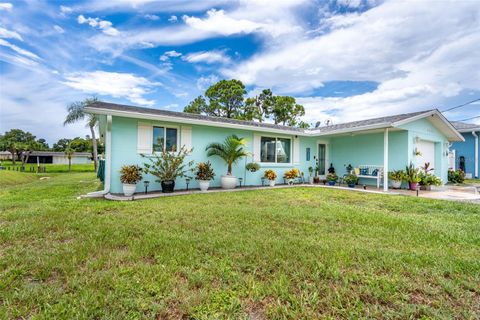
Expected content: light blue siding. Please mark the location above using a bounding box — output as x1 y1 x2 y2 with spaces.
451 132 479 177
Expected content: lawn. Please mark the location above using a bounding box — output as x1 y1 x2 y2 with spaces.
1 160 94 173
0 171 479 319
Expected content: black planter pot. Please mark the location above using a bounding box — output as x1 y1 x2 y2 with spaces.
161 180 175 193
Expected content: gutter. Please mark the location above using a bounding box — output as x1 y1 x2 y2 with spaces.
473 131 479 178
82 115 112 198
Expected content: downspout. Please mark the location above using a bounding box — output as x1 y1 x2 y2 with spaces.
473 131 478 178
83 115 112 197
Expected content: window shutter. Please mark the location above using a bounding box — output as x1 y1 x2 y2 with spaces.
137 122 152 154
253 134 261 162
181 126 192 151
293 136 300 165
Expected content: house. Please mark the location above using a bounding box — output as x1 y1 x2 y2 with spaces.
85 101 463 195
24 151 92 165
450 121 480 178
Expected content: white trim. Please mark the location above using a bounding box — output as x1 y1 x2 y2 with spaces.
457 127 480 133
383 128 388 192
473 131 478 178
316 140 329 179
309 123 392 136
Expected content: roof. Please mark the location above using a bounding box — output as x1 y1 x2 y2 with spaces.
23 151 91 157
451 121 480 132
85 101 463 141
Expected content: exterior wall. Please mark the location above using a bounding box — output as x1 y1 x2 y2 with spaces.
109 116 317 194
451 132 479 177
328 130 408 186
52 155 92 165
398 118 450 183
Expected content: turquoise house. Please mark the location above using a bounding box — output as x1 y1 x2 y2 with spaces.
85 102 463 195
450 121 480 178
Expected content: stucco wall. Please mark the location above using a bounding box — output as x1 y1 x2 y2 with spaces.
109 116 318 193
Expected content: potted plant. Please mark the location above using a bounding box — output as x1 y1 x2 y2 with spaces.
326 172 338 186
388 170 405 189
263 169 277 187
419 174 442 191
119 165 142 196
344 173 358 188
245 162 260 172
194 161 215 192
142 146 193 193
308 166 314 184
284 168 299 185
405 163 421 191
206 135 248 189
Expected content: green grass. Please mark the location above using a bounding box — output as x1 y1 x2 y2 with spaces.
0 172 479 319
1 160 94 173
0 170 40 186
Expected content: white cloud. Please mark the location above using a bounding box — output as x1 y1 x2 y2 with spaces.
60 5 73 14
0 27 23 41
159 50 181 61
196 74 219 91
168 15 178 23
0 39 41 60
144 14 159 20
224 1 480 121
183 50 230 64
183 9 262 35
0 2 12 11
63 71 159 106
53 25 65 34
77 15 119 36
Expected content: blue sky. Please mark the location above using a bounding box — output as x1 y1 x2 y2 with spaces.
0 0 479 144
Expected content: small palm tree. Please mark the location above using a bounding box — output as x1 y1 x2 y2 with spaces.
65 145 74 172
206 135 248 175
64 97 99 172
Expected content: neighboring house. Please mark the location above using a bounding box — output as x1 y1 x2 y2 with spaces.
0 151 13 160
450 121 480 178
23 151 92 165
85 102 463 194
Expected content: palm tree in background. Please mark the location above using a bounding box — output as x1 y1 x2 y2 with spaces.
64 145 74 172
64 97 99 172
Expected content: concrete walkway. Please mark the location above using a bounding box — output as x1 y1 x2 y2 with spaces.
99 183 480 203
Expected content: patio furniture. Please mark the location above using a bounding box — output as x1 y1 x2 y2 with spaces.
357 165 384 189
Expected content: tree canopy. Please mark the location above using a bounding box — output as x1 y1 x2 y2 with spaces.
184 79 307 127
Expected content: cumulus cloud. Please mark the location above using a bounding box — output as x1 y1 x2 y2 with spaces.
0 2 12 11
0 27 23 41
183 50 230 64
77 15 119 36
63 71 159 106
168 15 178 23
159 50 181 61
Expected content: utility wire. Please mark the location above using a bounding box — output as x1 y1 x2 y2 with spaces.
457 115 480 122
441 98 480 112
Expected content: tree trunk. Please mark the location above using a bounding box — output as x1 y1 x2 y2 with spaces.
90 125 98 173
9 149 15 166
69 158 71 171
227 162 232 175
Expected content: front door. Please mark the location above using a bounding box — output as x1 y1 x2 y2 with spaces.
318 144 326 178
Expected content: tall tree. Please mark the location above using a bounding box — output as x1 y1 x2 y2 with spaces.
64 145 74 172
64 97 99 172
53 138 71 152
36 138 49 150
183 96 208 114
205 79 246 118
271 96 306 126
244 89 275 122
0 129 37 166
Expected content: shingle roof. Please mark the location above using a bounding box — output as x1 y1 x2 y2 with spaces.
451 121 480 132
89 101 304 133
24 151 92 157
313 110 433 133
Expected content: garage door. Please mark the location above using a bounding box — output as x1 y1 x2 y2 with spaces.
416 140 435 169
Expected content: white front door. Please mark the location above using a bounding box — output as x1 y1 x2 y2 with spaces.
416 140 435 169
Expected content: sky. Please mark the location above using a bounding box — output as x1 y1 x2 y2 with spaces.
0 0 479 145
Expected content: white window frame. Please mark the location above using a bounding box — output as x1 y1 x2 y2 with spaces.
260 135 292 164
152 125 179 153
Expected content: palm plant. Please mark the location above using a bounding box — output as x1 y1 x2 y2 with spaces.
205 135 248 175
64 145 74 172
64 97 99 172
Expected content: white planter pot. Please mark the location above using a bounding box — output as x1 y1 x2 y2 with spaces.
122 183 137 196
198 180 210 192
221 175 237 189
391 180 402 189
269 180 276 187
309 177 314 184
287 179 294 185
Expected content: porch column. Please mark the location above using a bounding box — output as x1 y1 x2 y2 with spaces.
383 128 389 192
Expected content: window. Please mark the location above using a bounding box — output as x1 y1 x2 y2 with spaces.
260 136 291 163
153 126 177 152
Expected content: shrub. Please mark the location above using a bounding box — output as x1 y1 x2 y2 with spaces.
388 170 406 181
245 162 260 172
405 163 421 183
326 172 338 182
263 169 277 181
142 146 194 182
195 161 215 181
344 173 358 185
284 168 299 179
120 165 142 184
420 174 442 186
448 169 465 184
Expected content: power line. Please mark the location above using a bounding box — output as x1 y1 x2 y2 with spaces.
457 115 480 122
441 98 480 112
